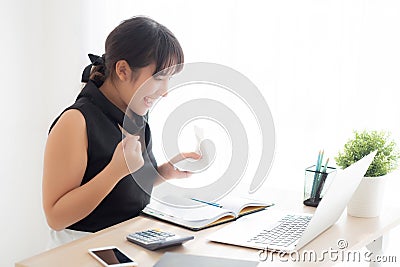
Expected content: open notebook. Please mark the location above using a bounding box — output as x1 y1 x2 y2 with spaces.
142 195 273 231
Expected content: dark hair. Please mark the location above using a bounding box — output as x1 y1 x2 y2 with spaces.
90 16 184 82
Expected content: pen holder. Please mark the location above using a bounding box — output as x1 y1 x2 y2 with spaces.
303 165 336 207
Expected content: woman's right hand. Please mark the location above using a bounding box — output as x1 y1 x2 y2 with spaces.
110 134 144 179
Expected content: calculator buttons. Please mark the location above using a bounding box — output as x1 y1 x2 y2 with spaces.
127 229 194 250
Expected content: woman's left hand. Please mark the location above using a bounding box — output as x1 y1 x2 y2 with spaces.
157 152 201 181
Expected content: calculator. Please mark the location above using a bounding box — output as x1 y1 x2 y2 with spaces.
126 229 194 251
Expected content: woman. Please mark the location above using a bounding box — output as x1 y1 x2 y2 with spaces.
42 16 199 247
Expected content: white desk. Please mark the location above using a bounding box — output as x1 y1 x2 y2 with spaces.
16 188 400 267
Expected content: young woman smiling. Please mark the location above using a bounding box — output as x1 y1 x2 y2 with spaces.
42 16 199 247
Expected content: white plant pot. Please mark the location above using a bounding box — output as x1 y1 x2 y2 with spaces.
347 175 386 218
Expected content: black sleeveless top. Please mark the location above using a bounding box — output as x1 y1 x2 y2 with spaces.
49 80 158 232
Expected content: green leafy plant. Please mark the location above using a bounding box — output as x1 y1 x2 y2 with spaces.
335 130 400 177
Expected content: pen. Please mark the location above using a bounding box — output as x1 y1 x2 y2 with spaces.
311 150 322 198
191 198 222 208
315 158 330 199
316 150 324 173
321 158 329 174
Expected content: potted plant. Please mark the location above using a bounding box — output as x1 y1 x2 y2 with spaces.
335 130 400 217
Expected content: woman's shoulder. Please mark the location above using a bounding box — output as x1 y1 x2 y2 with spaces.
49 109 86 136
48 97 100 134
59 109 86 124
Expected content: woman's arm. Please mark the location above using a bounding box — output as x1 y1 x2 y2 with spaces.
42 109 143 231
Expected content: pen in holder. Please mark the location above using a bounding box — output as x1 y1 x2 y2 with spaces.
303 165 336 207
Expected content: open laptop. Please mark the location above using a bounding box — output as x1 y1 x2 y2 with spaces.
208 151 376 252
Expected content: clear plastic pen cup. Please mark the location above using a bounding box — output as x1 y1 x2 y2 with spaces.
303 165 336 207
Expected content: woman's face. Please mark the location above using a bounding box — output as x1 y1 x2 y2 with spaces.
117 62 170 116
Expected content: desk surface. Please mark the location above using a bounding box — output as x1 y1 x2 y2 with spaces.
16 188 400 267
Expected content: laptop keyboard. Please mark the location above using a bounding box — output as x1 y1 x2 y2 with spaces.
248 214 312 247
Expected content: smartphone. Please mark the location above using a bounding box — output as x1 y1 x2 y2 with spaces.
88 246 138 267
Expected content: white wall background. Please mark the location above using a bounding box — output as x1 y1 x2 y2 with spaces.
1 0 400 266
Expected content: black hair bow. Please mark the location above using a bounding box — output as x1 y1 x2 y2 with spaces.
81 54 105 83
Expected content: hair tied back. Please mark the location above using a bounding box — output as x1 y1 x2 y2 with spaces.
81 53 106 83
